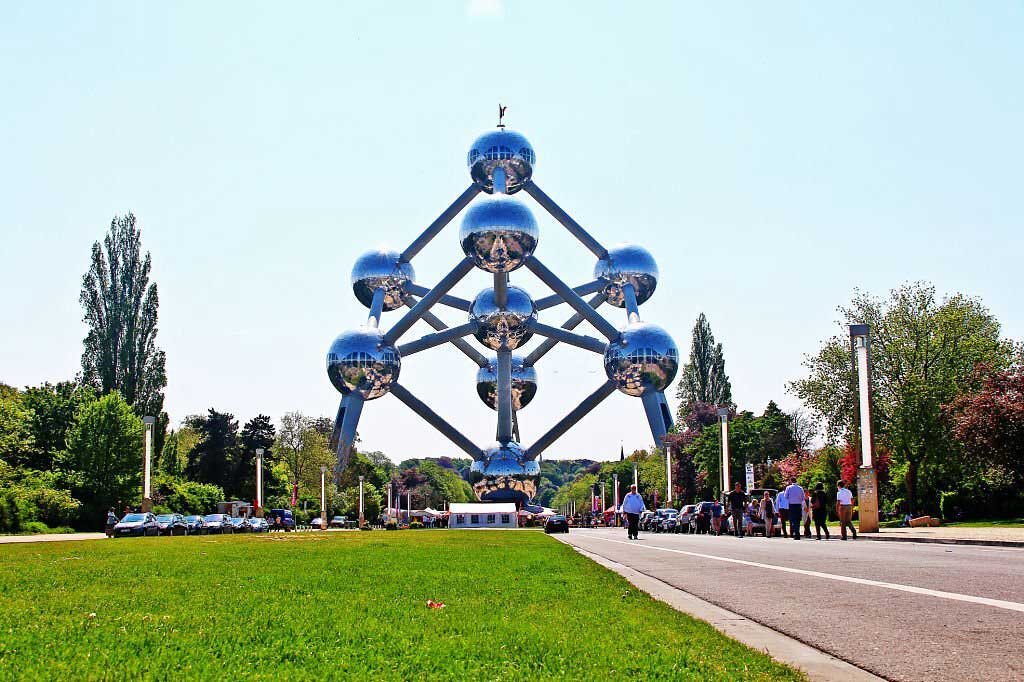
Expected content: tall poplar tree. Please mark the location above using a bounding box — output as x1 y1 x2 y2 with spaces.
676 313 733 412
80 213 167 419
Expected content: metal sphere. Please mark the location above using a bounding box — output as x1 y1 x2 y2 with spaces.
469 285 537 351
460 196 539 273
476 355 538 410
468 442 540 502
603 322 679 397
325 327 401 400
594 243 659 308
467 129 535 194
350 249 415 311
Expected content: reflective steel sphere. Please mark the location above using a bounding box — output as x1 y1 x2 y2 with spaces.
351 249 415 311
469 285 537 350
603 322 679 397
594 243 659 308
467 129 535 194
326 327 401 400
468 442 540 502
460 196 539 273
476 354 538 410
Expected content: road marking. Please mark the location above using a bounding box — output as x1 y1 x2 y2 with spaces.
574 535 1024 614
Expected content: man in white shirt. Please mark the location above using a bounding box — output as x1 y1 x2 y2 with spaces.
621 484 646 540
775 489 790 538
783 478 805 541
836 480 857 540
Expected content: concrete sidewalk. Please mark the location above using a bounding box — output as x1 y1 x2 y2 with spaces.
862 525 1024 547
0 532 105 544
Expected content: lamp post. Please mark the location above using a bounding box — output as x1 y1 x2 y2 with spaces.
633 461 638 489
717 408 730 500
319 465 327 530
255 448 264 518
665 446 672 506
407 490 412 524
358 475 365 529
850 324 880 533
613 473 619 527
600 481 606 520
142 416 155 512
386 483 393 521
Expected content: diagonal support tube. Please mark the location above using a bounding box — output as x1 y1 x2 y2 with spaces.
390 383 483 459
526 379 618 459
525 257 620 341
535 280 604 311
496 350 513 444
330 394 365 478
406 297 489 368
523 181 609 259
524 293 606 367
641 391 674 446
397 322 478 357
384 257 475 345
400 184 480 262
527 320 606 354
406 284 472 312
367 287 386 328
622 283 641 324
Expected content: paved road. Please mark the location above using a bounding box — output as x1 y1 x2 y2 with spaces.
562 528 1024 682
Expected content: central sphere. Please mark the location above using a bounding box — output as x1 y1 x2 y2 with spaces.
469 442 540 502
476 354 538 410
326 327 401 400
351 249 415 311
467 129 535 194
460 196 539 273
603 322 679 397
469 285 537 350
594 243 659 308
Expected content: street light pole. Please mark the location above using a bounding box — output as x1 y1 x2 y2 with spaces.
142 416 155 512
358 475 365 529
665 446 672 506
633 461 638 489
613 473 619 527
850 324 880 533
320 465 327 530
255 448 264 517
717 408 730 499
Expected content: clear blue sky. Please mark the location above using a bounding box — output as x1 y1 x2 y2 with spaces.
2 2 1021 462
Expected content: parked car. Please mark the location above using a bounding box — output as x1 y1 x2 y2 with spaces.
310 518 323 529
203 514 234 534
690 502 715 534
113 512 160 537
248 517 269 533
155 513 188 536
329 516 347 528
183 515 207 535
638 510 656 531
544 515 569 534
653 508 678 533
268 509 295 532
677 504 698 533
229 517 251 533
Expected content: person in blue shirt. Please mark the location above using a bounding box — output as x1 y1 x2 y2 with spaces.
783 478 806 541
620 484 647 540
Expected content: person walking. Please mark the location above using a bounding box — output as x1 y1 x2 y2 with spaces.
775 488 790 538
727 483 746 538
621 484 646 540
837 480 858 540
811 482 830 540
802 490 812 538
760 491 775 538
105 508 118 538
783 478 805 540
710 499 723 535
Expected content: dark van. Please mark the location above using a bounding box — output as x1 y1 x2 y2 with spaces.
269 509 296 532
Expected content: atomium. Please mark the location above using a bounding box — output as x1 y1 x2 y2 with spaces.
469 285 536 350
476 355 537 410
325 117 677 509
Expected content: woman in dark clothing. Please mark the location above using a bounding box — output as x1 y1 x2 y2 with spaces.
811 482 830 540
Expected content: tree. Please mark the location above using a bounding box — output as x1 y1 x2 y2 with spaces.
273 412 334 502
946 365 1024 484
788 408 818 458
758 401 796 463
232 415 276 501
158 426 200 477
0 384 35 467
58 392 142 526
80 213 166 419
19 381 97 471
790 283 1017 510
676 313 732 417
184 410 240 494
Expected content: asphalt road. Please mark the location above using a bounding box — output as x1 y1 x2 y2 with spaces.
562 528 1024 682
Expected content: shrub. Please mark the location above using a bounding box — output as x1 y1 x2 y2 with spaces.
890 497 906 515
385 521 399 531
23 521 50 534
0 491 23 533
409 521 424 530
940 491 963 521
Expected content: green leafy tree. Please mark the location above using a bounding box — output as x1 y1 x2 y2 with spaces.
19 381 97 471
158 426 200 477
790 283 1017 510
184 410 240 494
0 385 35 467
676 313 732 418
79 213 167 420
58 392 143 527
273 412 334 503
338 481 382 520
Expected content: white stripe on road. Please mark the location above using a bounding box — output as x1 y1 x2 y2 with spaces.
576 535 1024 614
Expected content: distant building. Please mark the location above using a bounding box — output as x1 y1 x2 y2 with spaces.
448 503 518 529
217 501 253 517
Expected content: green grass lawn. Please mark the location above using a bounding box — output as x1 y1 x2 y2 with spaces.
0 531 802 681
946 517 1024 528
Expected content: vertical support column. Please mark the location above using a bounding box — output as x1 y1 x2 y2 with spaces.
641 391 671 444
496 350 513 444
142 416 155 512
358 475 365 529
850 325 880 533
319 465 327 530
622 283 641 324
367 287 386 328
255 448 264 517
717 408 731 497
332 394 365 477
494 272 508 308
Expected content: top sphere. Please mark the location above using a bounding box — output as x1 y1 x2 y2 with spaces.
351 250 415 311
603 321 679 397
460 196 539 273
594 243 659 308
467 129 535 194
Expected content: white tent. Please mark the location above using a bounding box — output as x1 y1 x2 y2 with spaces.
448 503 518 529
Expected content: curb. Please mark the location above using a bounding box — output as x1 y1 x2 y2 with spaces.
859 535 1024 549
558 538 885 682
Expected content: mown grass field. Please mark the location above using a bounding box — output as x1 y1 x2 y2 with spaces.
0 531 802 681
